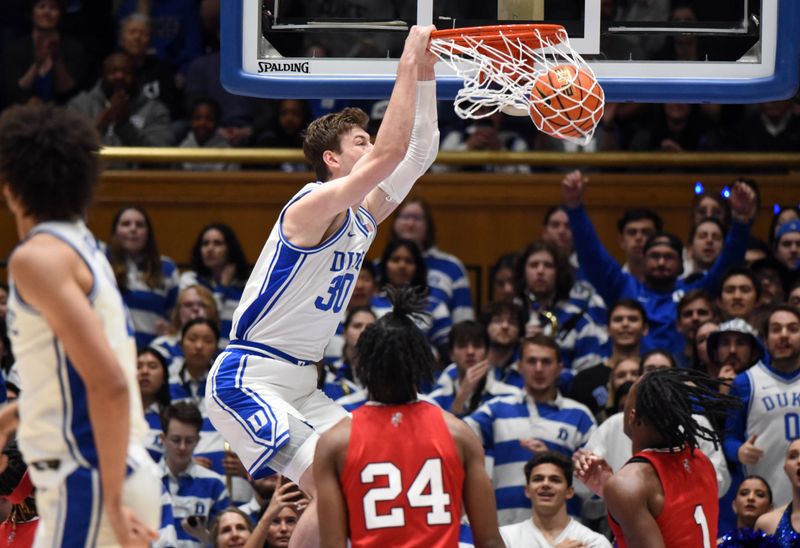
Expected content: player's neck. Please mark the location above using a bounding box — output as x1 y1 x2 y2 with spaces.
532 507 570 541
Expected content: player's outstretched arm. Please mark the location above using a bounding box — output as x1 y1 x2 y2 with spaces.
9 236 157 546
603 465 665 548
315 420 352 548
283 26 435 246
448 416 504 548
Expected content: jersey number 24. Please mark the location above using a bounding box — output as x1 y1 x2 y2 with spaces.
360 458 452 529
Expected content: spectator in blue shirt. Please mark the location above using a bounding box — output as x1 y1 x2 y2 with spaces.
561 170 757 357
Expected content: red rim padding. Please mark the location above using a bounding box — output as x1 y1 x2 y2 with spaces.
430 24 565 51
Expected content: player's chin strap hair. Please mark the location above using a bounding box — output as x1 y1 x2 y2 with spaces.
377 80 440 203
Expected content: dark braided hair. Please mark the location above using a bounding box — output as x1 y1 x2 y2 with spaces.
0 440 27 498
355 286 436 404
634 368 740 451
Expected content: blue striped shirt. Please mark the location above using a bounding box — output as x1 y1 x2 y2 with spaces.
429 363 521 416
144 403 166 462
179 270 245 348
425 246 475 324
150 333 183 373
465 392 596 525
155 484 179 548
371 293 452 349
118 255 180 349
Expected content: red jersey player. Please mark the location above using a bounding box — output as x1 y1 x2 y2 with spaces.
574 369 739 548
315 288 504 548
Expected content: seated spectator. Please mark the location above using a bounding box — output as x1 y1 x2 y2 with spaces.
717 267 761 328
429 320 520 417
180 223 250 347
372 239 452 355
212 486 307 548
68 52 173 149
392 198 475 323
256 99 313 172
514 241 607 379
724 305 800 508
640 349 678 373
2 0 86 106
729 99 800 151
753 439 800 541
210 508 252 548
500 452 611 548
570 298 647 418
629 103 719 152
489 253 518 303
137 348 172 462
693 320 721 376
180 98 239 171
118 12 183 121
151 284 220 368
320 306 376 405
769 206 800 249
466 334 596 525
718 475 773 545
117 0 202 74
676 289 716 368
480 301 528 389
774 220 800 272
602 358 640 419
159 402 229 546
108 206 180 348
562 170 756 358
684 218 725 278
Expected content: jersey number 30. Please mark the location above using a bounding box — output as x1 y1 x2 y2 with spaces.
361 459 452 529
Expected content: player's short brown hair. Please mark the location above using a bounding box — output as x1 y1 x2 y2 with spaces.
302 107 369 182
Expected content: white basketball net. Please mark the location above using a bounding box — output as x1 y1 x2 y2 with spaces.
429 25 605 145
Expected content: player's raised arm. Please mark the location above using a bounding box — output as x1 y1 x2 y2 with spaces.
9 237 157 545
283 25 435 247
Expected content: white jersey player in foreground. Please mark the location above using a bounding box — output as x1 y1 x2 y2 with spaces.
0 104 160 546
205 25 440 547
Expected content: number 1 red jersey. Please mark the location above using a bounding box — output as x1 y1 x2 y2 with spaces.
341 401 465 548
608 445 718 548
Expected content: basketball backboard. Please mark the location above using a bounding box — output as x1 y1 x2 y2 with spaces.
221 0 799 103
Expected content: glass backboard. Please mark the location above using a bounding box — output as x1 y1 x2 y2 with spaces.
221 0 799 103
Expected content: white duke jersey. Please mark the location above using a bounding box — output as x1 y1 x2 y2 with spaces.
6 220 147 469
229 183 377 363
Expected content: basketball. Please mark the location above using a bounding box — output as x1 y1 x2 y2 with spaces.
529 65 605 140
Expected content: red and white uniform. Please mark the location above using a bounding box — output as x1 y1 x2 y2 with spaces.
609 445 718 548
341 401 464 548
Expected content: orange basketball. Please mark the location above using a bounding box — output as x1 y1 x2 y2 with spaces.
529 65 604 140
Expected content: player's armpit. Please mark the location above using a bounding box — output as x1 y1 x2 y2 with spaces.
603 471 665 548
314 425 351 548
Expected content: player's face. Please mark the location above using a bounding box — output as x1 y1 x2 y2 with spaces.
120 18 151 57
393 202 428 248
137 352 165 399
344 310 376 349
641 352 673 374
690 221 723 268
677 298 713 340
487 312 520 348
163 420 199 470
216 511 251 548
608 306 646 347
542 210 572 252
266 507 298 547
694 322 718 368
716 333 754 372
181 323 217 369
519 343 561 397
719 275 757 320
644 244 681 283
620 219 657 262
330 127 372 178
200 228 228 271
385 246 416 288
524 251 556 297
525 463 573 514
492 267 515 303
776 233 800 270
452 340 487 372
766 310 800 364
178 288 211 326
349 270 376 309
114 208 148 256
784 439 800 490
611 359 640 391
732 478 772 525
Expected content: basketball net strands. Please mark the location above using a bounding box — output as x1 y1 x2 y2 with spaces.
429 25 605 145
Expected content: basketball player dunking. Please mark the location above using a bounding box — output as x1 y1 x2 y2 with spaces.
204 25 439 547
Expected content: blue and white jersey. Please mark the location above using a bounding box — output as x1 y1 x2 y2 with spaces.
118 255 180 349
155 484 179 548
371 292 452 349
465 392 596 525
145 402 166 462
425 246 475 324
724 362 800 507
160 460 229 547
229 182 377 363
180 270 245 349
321 376 361 403
150 333 183 373
429 363 521 415
7 220 147 469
